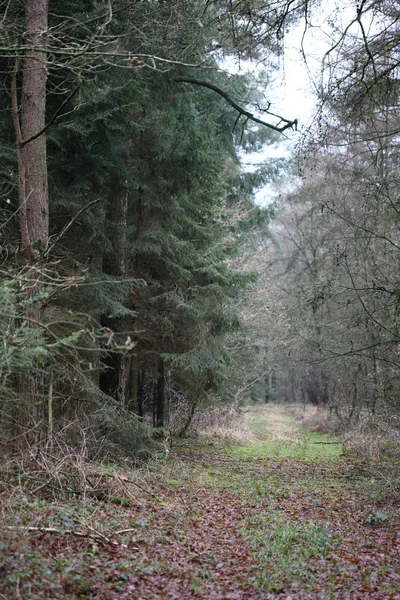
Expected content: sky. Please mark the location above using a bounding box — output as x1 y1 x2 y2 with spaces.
234 1 364 206
228 21 321 206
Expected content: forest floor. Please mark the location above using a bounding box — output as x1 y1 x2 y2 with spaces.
1 405 400 599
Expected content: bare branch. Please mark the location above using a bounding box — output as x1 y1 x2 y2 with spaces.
21 83 81 147
173 77 298 133
43 198 101 259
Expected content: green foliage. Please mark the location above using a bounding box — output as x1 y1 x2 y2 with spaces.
0 0 282 455
89 398 155 460
245 514 333 593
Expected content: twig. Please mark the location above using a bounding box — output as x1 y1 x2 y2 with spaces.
30 480 51 494
43 198 101 258
311 441 342 445
95 472 162 501
20 83 81 147
85 523 112 545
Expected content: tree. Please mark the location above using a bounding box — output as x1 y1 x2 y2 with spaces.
0 0 304 451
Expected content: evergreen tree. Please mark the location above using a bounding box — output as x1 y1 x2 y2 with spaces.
0 0 297 451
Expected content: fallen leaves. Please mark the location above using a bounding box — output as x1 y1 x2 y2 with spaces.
1 407 399 599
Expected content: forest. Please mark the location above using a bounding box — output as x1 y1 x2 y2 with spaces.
0 1 399 598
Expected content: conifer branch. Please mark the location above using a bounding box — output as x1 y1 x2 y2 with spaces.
173 77 298 133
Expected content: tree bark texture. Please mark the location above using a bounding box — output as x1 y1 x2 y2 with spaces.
10 0 49 439
20 0 49 262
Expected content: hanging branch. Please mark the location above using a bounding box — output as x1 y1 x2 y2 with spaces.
21 83 81 147
43 198 101 259
173 77 298 133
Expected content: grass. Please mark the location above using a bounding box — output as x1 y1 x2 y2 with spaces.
166 406 347 595
229 405 343 461
242 513 333 594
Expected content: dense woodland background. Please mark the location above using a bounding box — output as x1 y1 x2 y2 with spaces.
0 0 399 458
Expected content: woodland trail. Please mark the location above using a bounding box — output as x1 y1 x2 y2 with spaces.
1 405 400 599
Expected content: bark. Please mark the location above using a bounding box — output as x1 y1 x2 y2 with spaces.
11 0 49 262
178 401 197 437
20 0 49 262
10 0 49 438
156 358 165 428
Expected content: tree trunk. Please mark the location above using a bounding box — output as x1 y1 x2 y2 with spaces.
127 187 144 413
20 0 49 263
137 369 144 420
156 358 165 428
10 0 49 440
264 373 270 403
127 351 138 411
271 368 277 400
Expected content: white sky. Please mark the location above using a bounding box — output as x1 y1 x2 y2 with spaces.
232 1 366 206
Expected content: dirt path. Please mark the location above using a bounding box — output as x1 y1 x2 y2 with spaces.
1 406 399 599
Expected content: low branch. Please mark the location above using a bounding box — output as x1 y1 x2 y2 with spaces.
21 83 81 147
173 77 298 133
43 198 101 258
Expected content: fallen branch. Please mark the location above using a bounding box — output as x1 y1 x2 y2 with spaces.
93 472 162 502
114 528 141 535
311 441 342 445
2 525 125 548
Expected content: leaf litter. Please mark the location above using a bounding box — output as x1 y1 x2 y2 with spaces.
1 406 399 599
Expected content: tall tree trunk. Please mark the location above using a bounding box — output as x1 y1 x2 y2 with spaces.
128 187 144 413
10 0 49 441
156 358 165 428
20 0 49 263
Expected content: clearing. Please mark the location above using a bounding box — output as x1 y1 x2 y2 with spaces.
1 405 399 599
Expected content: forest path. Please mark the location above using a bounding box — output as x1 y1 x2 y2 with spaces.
2 406 399 599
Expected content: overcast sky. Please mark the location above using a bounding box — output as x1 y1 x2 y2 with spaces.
237 1 364 205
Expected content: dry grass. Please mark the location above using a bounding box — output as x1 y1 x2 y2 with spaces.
344 419 400 464
256 405 303 444
288 403 342 434
192 405 252 441
0 434 152 516
288 403 400 467
170 400 252 441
